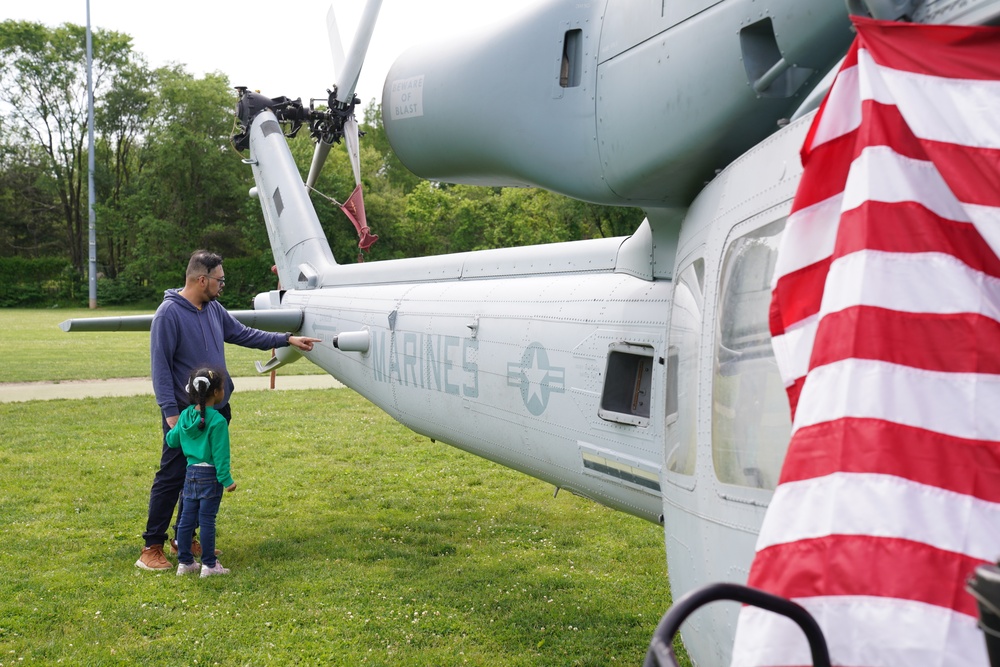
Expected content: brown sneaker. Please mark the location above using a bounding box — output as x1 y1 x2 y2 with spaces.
135 544 172 570
170 539 220 557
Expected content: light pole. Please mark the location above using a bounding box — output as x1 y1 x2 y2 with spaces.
86 0 97 309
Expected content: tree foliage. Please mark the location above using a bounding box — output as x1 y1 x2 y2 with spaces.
0 20 137 272
0 21 645 307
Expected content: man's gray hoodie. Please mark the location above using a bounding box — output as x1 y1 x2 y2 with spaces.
150 289 289 419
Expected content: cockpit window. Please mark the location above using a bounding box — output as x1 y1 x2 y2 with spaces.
712 219 791 490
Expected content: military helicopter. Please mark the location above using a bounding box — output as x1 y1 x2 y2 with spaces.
63 0 1000 664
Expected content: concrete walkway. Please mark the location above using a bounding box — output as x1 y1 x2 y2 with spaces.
0 374 343 403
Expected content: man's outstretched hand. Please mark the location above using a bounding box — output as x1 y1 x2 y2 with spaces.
289 336 322 352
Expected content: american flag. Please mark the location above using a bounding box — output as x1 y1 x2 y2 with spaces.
731 17 1000 667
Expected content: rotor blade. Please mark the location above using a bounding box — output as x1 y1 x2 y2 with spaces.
334 0 383 105
306 140 333 189
344 115 361 186
326 5 346 85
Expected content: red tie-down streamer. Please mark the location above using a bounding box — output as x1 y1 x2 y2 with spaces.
340 183 378 262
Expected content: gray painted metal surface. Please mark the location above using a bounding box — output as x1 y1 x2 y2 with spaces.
381 0 851 207
59 308 303 333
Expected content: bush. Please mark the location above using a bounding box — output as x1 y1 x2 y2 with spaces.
215 254 279 310
0 253 280 309
0 257 76 307
96 275 159 306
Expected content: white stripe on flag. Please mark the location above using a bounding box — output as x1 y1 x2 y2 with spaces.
857 49 1000 148
756 472 1000 561
770 315 817 388
822 249 1000 318
771 194 842 285
809 49 1000 150
732 596 987 667
794 358 1000 441
807 63 862 148
969 202 1000 260
842 147 968 221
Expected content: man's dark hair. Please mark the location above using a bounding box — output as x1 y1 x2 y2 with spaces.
186 250 223 279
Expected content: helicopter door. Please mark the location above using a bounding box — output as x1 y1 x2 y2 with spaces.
665 258 705 480
661 256 706 609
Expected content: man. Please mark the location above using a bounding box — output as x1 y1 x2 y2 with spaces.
135 250 320 570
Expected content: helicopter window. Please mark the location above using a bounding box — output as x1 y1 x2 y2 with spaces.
599 343 654 426
665 348 679 420
666 259 704 476
712 219 791 490
560 29 583 88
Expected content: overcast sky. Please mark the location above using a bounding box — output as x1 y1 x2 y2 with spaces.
5 1 536 109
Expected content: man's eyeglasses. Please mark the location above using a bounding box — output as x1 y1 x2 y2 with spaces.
201 274 226 286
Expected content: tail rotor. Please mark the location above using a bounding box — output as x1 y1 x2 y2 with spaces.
305 0 383 189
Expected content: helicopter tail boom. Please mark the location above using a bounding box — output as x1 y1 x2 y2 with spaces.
245 107 338 290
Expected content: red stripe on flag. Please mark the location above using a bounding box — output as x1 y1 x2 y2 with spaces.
747 534 986 618
924 141 1000 209
811 307 1000 375
777 418 1000 503
834 201 1000 275
769 257 830 337
792 130 855 211
785 376 804 418
794 100 1000 213
852 15 1000 81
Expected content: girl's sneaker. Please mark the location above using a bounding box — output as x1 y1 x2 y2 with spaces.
200 561 230 578
176 562 202 576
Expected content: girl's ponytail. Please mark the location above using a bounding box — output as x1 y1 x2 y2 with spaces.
184 367 225 430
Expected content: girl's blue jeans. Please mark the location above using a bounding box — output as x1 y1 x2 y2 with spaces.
176 466 224 568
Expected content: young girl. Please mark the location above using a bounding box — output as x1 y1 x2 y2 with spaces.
167 367 237 577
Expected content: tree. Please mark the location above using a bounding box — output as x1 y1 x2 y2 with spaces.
354 101 645 258
94 58 154 278
361 100 422 195
123 67 250 288
0 141 62 257
0 21 138 273
570 199 646 239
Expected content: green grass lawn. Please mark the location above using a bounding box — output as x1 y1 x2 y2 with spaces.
0 311 690 665
1 308 324 383
0 390 679 665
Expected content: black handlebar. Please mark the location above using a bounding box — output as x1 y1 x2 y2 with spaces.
643 582 831 667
